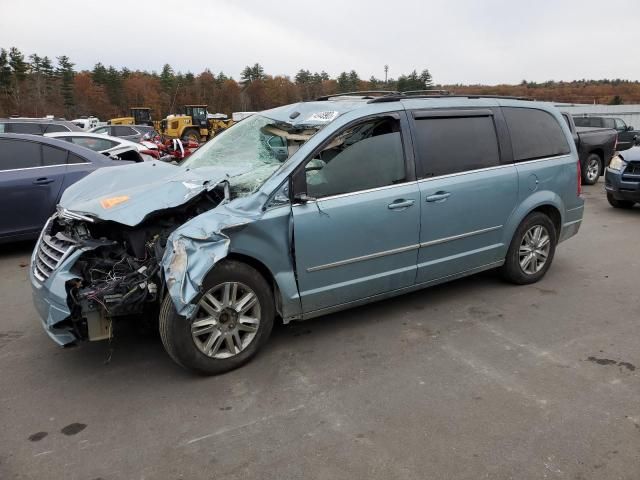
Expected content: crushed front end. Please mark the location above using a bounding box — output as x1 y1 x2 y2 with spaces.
30 187 226 346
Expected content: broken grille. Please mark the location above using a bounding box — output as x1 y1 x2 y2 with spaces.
33 220 76 282
622 162 640 181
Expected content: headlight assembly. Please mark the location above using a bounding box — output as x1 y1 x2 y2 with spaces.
609 155 627 171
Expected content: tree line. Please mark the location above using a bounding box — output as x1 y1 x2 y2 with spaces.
0 47 435 120
2 45 640 121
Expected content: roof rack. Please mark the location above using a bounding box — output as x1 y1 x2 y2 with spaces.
315 90 399 101
314 90 534 103
368 93 534 103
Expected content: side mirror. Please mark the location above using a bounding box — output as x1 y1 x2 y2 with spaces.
628 125 634 131
293 193 316 204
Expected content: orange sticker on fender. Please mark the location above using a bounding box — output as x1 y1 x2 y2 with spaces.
100 195 130 209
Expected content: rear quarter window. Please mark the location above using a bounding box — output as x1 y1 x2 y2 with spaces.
503 108 570 162
7 122 43 135
413 114 500 177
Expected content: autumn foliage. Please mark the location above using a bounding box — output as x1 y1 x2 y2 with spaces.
2 46 639 122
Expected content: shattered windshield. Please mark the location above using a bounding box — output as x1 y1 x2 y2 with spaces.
181 114 320 196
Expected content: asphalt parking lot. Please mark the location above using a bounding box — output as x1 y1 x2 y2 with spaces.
1 182 639 480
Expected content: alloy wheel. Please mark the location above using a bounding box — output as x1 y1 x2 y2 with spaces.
519 225 551 275
586 158 600 182
191 282 261 359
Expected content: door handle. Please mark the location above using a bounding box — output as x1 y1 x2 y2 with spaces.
425 191 451 203
388 199 415 210
33 177 54 185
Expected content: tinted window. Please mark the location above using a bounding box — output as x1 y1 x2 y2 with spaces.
42 145 68 165
413 115 500 177
8 122 43 134
503 108 570 162
573 117 588 127
43 124 70 133
614 118 626 130
603 118 615 128
0 139 42 170
68 136 118 151
113 126 136 136
68 152 88 164
305 117 405 198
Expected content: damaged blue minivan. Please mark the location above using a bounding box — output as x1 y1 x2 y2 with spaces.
30 92 584 374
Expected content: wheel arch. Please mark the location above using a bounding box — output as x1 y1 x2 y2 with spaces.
224 252 284 318
504 192 565 251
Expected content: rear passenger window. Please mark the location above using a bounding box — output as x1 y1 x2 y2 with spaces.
8 122 43 135
113 126 135 136
503 108 570 162
0 139 42 170
67 153 87 164
42 145 68 166
305 117 406 198
413 115 500 177
43 124 69 133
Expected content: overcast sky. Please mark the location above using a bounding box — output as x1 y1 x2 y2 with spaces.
1 0 638 85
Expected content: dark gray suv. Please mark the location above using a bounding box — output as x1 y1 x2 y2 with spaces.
0 118 82 135
605 147 640 208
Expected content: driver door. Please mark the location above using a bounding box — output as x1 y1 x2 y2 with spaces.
291 113 420 314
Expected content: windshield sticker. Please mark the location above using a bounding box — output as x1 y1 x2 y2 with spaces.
305 111 339 123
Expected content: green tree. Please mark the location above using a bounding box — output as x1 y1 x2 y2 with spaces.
240 63 265 83
92 62 108 84
0 49 11 92
609 95 624 105
9 47 28 82
56 55 75 115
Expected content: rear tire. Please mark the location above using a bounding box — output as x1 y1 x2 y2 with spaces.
607 192 635 209
159 260 274 375
582 153 602 185
501 212 557 285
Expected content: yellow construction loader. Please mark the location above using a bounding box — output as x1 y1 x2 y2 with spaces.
109 107 154 126
160 105 234 142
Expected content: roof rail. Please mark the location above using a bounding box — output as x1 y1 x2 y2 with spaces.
401 89 452 96
315 90 399 101
368 93 534 103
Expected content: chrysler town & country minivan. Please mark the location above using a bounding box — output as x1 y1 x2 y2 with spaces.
30 92 584 374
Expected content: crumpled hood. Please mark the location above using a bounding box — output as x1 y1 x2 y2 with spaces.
59 161 250 226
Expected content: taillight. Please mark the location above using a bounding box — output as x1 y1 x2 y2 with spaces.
577 158 582 196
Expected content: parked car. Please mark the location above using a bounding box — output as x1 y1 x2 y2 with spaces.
604 147 640 208
30 94 584 374
573 116 640 151
44 132 157 162
89 124 155 142
560 113 617 185
0 133 133 243
0 117 82 134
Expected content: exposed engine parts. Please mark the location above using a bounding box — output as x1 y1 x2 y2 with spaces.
50 187 226 342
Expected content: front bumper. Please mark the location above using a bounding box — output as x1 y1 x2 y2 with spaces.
30 249 85 346
605 167 640 202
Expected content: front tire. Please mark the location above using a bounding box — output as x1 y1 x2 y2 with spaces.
159 260 275 375
606 193 635 209
582 153 602 185
181 129 200 143
501 212 557 285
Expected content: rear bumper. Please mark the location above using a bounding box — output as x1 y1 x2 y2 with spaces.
605 168 640 202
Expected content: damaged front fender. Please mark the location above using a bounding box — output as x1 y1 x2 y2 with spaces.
162 209 253 317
